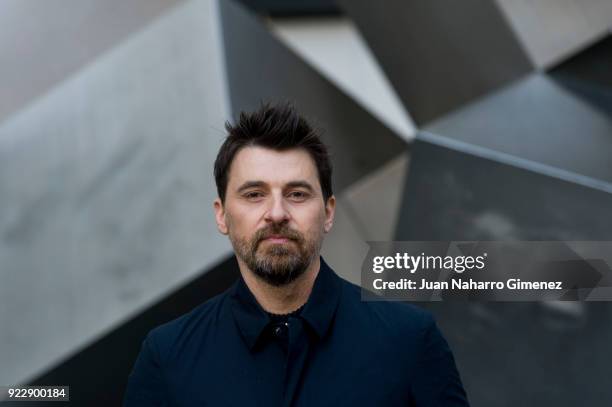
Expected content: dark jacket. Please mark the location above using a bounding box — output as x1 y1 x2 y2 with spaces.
124 256 469 406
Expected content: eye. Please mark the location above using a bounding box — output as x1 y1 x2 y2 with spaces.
244 191 264 200
288 191 309 201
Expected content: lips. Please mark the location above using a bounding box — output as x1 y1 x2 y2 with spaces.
263 235 291 243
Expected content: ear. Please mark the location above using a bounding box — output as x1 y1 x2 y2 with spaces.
323 195 336 233
213 197 229 235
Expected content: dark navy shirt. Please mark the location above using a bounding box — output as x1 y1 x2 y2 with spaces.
124 257 469 406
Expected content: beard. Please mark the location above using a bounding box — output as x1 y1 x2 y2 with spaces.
229 222 321 287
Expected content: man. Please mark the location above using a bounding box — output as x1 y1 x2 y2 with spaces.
124 103 469 406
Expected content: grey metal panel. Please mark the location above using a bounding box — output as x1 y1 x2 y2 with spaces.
549 34 612 117
269 17 417 142
320 198 370 286
425 74 612 184
396 139 612 242
395 138 612 406
338 0 533 125
342 152 410 241
0 0 230 385
496 0 612 68
549 34 612 88
237 0 341 16
220 0 408 192
0 0 185 124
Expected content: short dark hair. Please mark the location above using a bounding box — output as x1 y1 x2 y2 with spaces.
214 102 333 204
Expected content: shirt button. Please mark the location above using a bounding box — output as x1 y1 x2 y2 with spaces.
272 322 289 337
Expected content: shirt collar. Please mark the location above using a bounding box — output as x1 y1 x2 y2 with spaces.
229 256 342 351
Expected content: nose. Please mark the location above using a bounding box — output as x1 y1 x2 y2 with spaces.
264 193 290 224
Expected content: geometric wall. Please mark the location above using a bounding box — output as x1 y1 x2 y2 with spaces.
1 0 611 405
0 0 185 123
395 138 612 406
341 0 612 124
390 12 612 405
339 0 534 125
392 28 612 407
0 0 231 389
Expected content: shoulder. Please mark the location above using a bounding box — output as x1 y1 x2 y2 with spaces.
335 276 451 371
337 275 435 337
144 286 232 364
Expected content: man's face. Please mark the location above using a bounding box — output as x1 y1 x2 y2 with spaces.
214 146 335 286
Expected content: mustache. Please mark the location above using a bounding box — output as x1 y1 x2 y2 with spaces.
255 224 303 243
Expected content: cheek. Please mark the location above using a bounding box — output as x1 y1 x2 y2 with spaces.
226 209 259 239
298 208 326 236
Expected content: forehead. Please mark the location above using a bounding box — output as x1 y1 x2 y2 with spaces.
228 146 318 187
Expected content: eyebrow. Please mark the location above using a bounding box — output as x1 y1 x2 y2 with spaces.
236 180 316 194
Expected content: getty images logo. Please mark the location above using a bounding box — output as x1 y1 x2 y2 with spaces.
372 252 488 274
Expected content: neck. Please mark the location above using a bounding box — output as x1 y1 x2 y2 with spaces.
238 256 320 315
